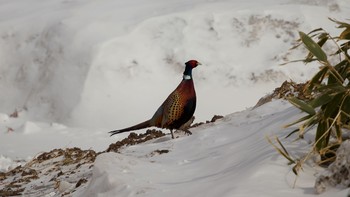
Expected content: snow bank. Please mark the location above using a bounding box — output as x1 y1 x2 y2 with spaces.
315 140 350 194
0 155 18 172
81 100 348 197
1 100 349 196
0 0 350 195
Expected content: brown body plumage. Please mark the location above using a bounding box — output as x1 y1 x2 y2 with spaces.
109 60 200 139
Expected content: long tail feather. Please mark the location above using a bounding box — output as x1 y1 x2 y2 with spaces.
109 120 151 136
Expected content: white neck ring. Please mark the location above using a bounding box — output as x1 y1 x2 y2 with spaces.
183 75 191 80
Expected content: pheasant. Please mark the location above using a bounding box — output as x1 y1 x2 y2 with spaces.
109 60 201 139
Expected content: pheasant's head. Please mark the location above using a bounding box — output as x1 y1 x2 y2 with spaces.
185 60 201 69
183 60 201 80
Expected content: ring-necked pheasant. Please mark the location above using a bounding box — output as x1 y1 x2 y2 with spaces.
109 60 201 139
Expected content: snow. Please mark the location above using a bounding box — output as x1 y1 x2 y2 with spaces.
315 141 350 194
80 100 345 197
0 0 350 196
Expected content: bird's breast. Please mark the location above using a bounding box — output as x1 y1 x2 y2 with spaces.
177 80 196 98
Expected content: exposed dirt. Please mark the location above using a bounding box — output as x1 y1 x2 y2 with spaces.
0 116 223 196
254 80 310 108
105 129 166 153
190 115 224 128
0 147 96 196
9 109 19 118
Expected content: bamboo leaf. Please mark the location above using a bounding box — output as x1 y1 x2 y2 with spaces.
276 137 290 157
285 128 300 138
272 19 350 173
308 93 334 108
333 59 349 72
296 115 319 139
329 18 350 28
324 120 331 147
322 93 344 118
334 123 342 142
316 83 346 93
287 97 316 115
328 65 346 85
306 66 328 92
339 28 350 40
300 115 319 132
279 59 314 66
341 95 350 113
299 31 328 62
317 34 329 47
306 34 329 62
340 94 350 122
292 161 304 176
284 114 313 128
292 166 298 175
309 28 325 34
266 136 295 164
315 120 328 151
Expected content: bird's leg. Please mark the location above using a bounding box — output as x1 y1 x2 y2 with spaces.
178 116 194 136
183 129 192 136
170 129 175 139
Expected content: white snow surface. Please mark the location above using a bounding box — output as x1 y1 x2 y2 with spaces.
80 100 348 197
0 0 350 196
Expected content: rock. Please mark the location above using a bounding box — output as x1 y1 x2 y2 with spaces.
57 180 72 193
315 140 350 194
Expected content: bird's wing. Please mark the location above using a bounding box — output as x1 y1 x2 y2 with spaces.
161 90 183 127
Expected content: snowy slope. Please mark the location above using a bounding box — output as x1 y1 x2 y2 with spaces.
79 100 347 196
0 0 350 196
2 100 348 196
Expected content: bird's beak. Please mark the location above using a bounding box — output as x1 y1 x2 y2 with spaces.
197 62 202 66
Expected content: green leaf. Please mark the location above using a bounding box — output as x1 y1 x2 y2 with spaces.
306 66 328 92
333 59 349 72
315 120 328 151
328 65 346 86
299 31 328 62
335 41 350 56
334 124 342 142
266 136 295 164
288 97 316 115
284 114 313 128
316 83 346 93
306 34 329 62
307 28 325 35
276 137 291 158
292 165 298 175
340 28 350 39
308 93 334 108
329 18 350 29
340 94 350 122
292 163 302 175
301 114 319 130
322 93 344 118
279 59 313 66
285 128 300 138
297 114 319 138
317 34 329 47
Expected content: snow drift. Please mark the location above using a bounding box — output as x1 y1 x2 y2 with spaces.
1 0 350 196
